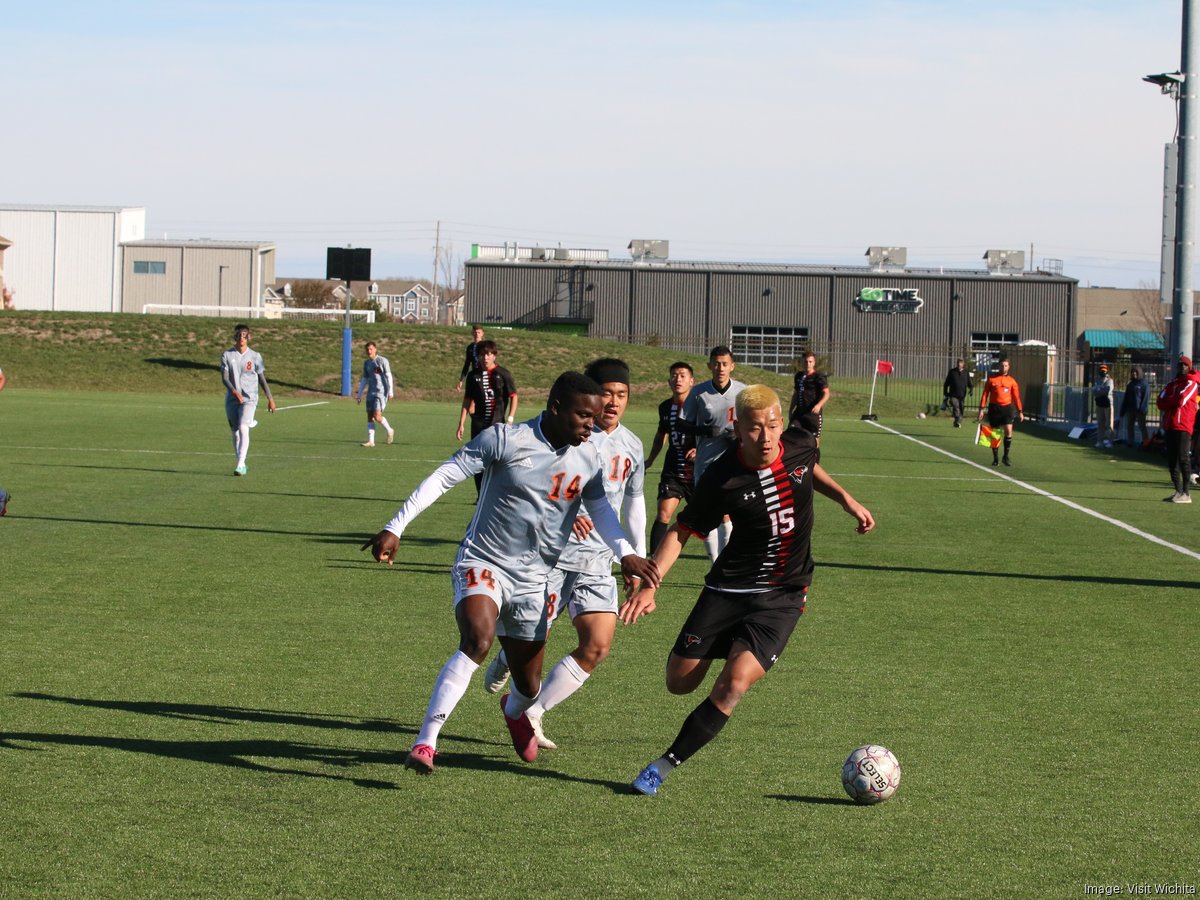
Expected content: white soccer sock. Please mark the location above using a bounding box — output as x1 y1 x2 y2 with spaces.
235 426 250 466
703 529 721 562
503 683 539 719
528 654 589 717
366 423 376 442
379 416 392 432
415 650 479 749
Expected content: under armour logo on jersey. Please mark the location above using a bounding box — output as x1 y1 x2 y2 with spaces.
684 633 702 647
743 491 757 500
790 465 809 485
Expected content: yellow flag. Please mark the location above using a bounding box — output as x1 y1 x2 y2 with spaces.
977 424 1001 448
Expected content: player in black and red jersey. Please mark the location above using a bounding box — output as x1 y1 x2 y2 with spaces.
644 361 696 554
457 340 518 494
620 384 875 796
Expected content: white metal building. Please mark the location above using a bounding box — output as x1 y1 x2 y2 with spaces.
0 204 146 311
122 239 276 314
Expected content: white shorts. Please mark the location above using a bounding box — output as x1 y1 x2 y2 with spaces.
546 567 619 624
225 396 257 430
452 558 551 642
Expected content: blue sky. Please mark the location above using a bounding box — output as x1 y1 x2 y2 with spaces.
4 1 1187 286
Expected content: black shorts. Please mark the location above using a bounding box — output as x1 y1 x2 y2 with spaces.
791 410 823 438
987 404 1016 428
657 471 694 502
671 585 807 672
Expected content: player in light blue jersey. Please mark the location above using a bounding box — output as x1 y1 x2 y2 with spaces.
483 359 647 750
364 371 660 775
684 346 745 560
353 341 395 447
219 324 275 476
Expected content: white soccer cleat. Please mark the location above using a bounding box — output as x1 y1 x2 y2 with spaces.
527 711 557 750
483 653 510 694
386 427 395 445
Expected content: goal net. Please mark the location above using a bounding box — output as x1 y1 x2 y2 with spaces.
142 304 375 323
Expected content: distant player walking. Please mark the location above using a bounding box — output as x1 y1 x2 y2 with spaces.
220 324 275 476
645 361 696 554
685 346 746 560
354 341 395 447
457 340 518 493
977 358 1023 466
621 385 874 796
788 351 830 440
456 325 486 392
364 372 659 775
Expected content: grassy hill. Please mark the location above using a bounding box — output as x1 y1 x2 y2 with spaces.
0 310 922 417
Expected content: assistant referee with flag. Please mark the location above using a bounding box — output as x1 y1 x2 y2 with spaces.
977 358 1023 467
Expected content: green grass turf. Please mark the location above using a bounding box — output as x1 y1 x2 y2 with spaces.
1 387 1198 897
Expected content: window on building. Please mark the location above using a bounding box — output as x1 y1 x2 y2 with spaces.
133 260 166 275
731 325 810 374
420 307 429 319
406 299 416 312
970 332 1019 372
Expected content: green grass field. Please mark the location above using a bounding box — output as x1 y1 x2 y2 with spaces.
1 380 1198 897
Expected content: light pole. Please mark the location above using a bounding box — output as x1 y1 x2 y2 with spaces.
1146 0 1199 362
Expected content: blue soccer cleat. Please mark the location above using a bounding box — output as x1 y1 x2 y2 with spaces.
631 763 664 796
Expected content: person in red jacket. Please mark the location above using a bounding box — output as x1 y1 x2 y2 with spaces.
977 358 1024 466
1156 355 1200 504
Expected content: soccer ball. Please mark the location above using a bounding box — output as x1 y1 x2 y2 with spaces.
916 412 927 419
842 744 901 804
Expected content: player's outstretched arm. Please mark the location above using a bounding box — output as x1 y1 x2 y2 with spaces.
619 585 657 624
362 530 400 564
618 524 688 624
812 463 875 534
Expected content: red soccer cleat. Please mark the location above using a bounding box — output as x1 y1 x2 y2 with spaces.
404 743 436 774
500 694 538 762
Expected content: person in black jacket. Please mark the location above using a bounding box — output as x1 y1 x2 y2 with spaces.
942 358 974 428
1119 367 1150 447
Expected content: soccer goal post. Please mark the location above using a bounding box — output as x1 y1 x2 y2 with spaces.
142 304 375 323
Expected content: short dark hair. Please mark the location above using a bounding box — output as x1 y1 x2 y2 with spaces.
585 357 630 387
365 341 377 350
478 340 497 355
471 324 484 333
548 371 603 408
233 324 250 336
669 361 693 375
709 345 734 362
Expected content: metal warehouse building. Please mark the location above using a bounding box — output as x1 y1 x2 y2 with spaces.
464 244 1077 381
0 204 146 311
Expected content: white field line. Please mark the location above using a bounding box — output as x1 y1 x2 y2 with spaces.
0 444 447 464
271 401 330 411
865 419 1200 562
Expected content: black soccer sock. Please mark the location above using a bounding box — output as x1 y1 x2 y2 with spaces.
649 519 670 555
664 697 730 768
992 447 999 463
1003 436 1012 458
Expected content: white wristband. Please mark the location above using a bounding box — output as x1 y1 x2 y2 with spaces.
506 416 514 424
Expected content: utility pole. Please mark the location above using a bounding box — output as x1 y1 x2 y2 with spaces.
1174 0 1198 361
431 220 441 313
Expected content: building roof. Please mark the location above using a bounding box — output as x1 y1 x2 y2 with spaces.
125 239 275 251
0 203 145 214
465 256 1077 282
1082 329 1166 350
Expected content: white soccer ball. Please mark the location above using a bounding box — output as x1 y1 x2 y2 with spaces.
842 744 901 804
917 412 926 419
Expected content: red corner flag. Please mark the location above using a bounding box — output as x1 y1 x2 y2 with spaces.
875 360 894 375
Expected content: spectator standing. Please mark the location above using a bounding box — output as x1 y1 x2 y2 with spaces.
1119 367 1150 448
788 351 830 440
1156 356 1200 503
942 358 973 428
1093 364 1115 448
